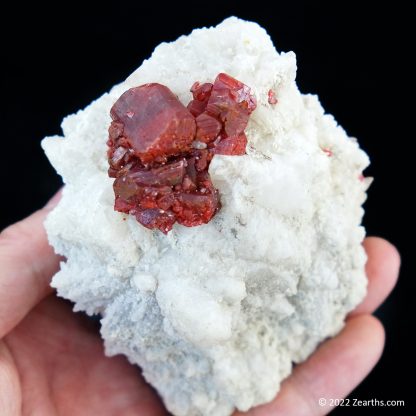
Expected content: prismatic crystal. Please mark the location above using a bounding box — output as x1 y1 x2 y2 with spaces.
107 73 256 233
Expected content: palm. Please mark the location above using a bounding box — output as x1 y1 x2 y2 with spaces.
3 296 165 416
0 198 400 416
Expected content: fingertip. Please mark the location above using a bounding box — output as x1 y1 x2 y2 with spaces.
364 236 401 275
352 237 400 316
44 188 63 211
347 314 385 362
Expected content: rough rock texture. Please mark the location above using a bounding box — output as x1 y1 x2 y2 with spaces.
42 17 371 416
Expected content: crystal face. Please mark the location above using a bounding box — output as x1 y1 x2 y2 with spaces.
109 83 196 164
107 73 256 233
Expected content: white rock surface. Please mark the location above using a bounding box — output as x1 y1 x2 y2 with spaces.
42 17 371 416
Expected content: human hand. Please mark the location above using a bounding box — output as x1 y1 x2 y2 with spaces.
235 234 400 415
0 192 400 416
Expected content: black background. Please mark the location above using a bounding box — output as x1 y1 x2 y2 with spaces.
1 2 412 414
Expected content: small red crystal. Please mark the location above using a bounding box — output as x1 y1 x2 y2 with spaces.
322 147 333 157
268 89 278 105
195 113 222 142
108 73 256 233
213 133 248 156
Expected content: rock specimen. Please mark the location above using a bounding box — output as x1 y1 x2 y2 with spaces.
42 17 371 416
107 73 256 233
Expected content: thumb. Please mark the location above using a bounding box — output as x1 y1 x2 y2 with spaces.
0 190 62 339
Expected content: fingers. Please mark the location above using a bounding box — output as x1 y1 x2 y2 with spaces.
235 237 399 416
236 315 385 416
351 237 400 316
0 341 21 415
0 191 62 339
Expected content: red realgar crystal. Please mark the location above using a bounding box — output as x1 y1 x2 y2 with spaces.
268 89 278 105
108 73 256 233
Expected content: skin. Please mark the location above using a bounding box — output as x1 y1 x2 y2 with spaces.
0 192 400 416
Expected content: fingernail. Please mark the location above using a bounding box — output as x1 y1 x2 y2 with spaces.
45 188 63 210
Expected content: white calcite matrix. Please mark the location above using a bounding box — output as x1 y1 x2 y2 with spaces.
42 17 371 416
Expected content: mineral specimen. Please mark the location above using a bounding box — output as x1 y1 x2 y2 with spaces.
42 17 371 416
107 74 256 233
